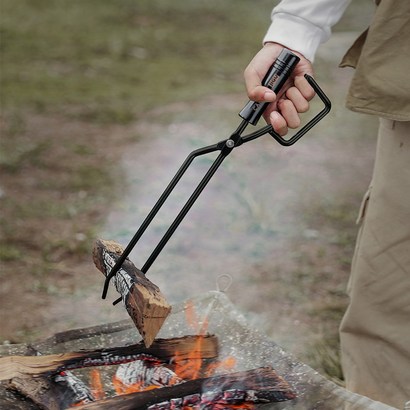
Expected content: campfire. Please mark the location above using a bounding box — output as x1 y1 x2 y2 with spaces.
0 240 296 410
0 240 395 409
0 294 396 409
1 298 296 409
2 318 295 409
0 240 296 409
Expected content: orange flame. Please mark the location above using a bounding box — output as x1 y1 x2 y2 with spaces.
77 299 251 409
172 301 239 382
89 369 106 400
173 333 204 380
204 355 237 377
171 301 210 380
112 375 160 395
184 300 208 335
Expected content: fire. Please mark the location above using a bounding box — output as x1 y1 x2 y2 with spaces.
73 299 254 409
172 301 238 381
89 369 106 400
112 375 159 395
173 334 205 380
184 299 208 336
204 355 237 377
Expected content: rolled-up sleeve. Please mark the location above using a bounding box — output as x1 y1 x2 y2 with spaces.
263 0 352 61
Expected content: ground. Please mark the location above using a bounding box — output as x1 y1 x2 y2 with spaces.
0 0 376 384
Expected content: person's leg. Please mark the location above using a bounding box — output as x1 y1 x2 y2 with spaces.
340 119 410 409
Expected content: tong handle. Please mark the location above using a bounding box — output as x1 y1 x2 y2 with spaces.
239 48 300 126
267 74 331 146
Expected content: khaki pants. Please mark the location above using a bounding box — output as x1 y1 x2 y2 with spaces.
340 119 410 409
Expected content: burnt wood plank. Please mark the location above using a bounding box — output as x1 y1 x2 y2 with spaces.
75 367 296 409
0 335 218 381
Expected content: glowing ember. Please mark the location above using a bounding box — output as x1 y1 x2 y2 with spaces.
23 300 295 409
89 369 105 400
76 301 248 407
147 389 258 409
112 356 183 395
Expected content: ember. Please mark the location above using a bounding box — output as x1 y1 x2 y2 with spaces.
87 242 294 408
1 275 297 410
89 369 105 400
112 356 183 394
3 335 296 409
1 291 398 410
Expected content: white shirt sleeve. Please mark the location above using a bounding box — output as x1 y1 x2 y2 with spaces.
263 0 352 61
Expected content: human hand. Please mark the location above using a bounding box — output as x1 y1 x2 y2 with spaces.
244 42 315 135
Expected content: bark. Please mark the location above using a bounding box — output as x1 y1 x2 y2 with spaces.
93 239 172 348
8 376 62 410
9 371 94 410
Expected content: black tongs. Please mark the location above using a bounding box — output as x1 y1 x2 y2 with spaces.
102 49 331 304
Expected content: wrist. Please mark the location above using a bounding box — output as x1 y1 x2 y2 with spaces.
263 14 324 62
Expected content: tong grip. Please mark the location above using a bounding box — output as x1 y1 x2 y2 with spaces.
239 48 300 126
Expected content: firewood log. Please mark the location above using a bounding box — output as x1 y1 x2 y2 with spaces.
9 372 94 410
93 239 171 348
0 335 218 381
75 367 297 409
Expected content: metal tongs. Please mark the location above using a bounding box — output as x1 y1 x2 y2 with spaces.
102 49 331 304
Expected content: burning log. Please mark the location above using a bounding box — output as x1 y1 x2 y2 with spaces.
93 239 171 347
0 335 218 381
75 367 296 409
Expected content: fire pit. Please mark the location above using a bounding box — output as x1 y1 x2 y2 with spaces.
0 291 395 409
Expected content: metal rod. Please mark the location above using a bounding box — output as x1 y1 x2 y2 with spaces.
102 142 221 299
140 120 249 274
140 151 226 273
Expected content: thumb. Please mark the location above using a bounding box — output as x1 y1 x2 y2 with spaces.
244 69 277 103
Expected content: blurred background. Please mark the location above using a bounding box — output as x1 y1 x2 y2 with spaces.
1 0 376 385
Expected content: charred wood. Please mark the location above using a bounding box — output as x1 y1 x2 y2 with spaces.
0 335 218 381
75 367 296 409
8 370 94 410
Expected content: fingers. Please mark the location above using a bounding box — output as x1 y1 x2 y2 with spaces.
278 98 301 129
243 43 315 135
286 87 309 114
243 43 285 103
294 75 316 101
247 85 276 103
270 112 288 136
265 78 315 135
267 101 298 136
244 64 272 102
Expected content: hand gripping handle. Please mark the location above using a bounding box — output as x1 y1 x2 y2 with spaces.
239 48 300 125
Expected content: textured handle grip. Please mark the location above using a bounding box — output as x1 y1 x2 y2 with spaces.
239 49 300 125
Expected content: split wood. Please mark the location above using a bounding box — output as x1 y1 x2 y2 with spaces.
93 239 171 347
0 335 218 381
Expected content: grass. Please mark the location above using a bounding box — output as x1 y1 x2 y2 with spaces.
1 0 272 120
0 0 274 270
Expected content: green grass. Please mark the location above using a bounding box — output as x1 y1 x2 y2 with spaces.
1 0 273 121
